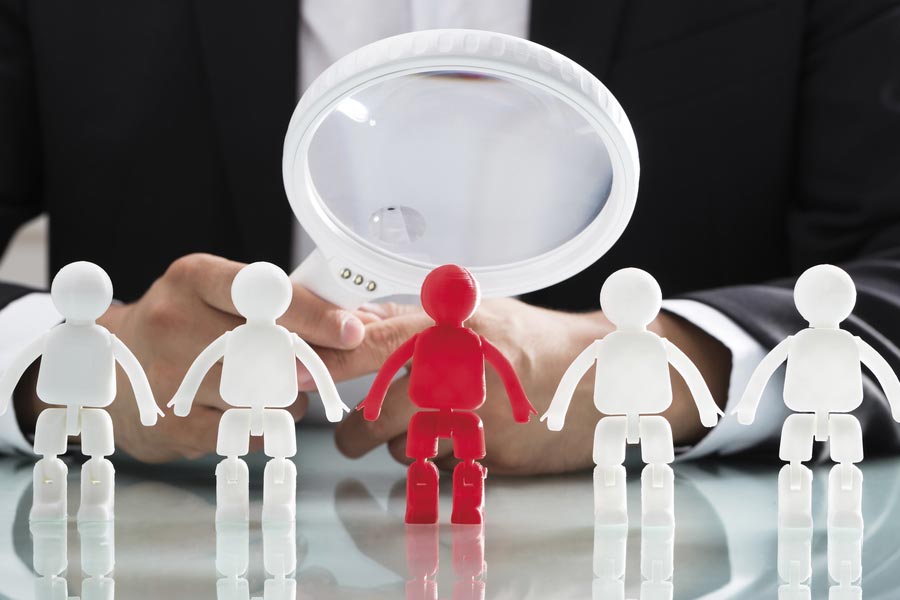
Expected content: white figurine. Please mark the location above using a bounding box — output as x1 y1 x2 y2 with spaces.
169 261 349 523
0 261 161 522
542 268 721 527
733 264 900 532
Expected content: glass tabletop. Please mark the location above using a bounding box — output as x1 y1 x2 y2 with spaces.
1 427 897 599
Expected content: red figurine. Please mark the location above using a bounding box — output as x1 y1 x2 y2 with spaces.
359 264 537 524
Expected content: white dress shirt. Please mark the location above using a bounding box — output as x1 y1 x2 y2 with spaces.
0 0 783 459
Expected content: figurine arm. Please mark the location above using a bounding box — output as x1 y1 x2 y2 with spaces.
0 334 47 416
292 334 349 422
358 334 418 421
481 336 537 424
732 336 792 425
540 341 600 431
664 339 723 428
167 332 229 417
111 335 163 426
857 337 900 422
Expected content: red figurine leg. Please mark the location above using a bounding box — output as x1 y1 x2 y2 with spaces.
450 412 487 524
406 411 441 524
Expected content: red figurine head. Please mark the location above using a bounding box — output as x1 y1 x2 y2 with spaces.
421 264 480 326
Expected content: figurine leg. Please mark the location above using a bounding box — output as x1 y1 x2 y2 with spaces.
593 416 628 526
216 409 252 522
32 408 69 521
262 409 298 523
778 413 816 529
639 415 675 529
78 409 115 522
827 414 863 531
450 411 486 525
406 411 441 524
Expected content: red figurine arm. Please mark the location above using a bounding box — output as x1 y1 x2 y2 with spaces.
480 336 536 423
358 333 419 421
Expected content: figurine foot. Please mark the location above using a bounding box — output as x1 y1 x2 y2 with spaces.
406 460 439 524
779 464 813 529
827 464 862 530
593 466 627 526
216 457 250 523
78 458 115 522
641 463 674 529
31 457 68 522
451 461 485 525
262 458 297 523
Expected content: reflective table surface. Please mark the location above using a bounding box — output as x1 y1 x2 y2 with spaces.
1 428 898 599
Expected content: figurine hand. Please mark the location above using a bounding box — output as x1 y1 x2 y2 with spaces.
540 411 565 432
167 393 193 418
139 407 160 427
356 397 381 422
735 403 755 426
325 401 351 423
513 403 538 424
92 253 366 463
699 410 719 429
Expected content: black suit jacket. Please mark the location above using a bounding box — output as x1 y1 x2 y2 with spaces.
2 0 900 455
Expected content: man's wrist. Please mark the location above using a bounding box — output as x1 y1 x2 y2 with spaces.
12 359 40 436
653 311 731 445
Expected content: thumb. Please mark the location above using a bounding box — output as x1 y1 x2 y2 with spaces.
279 285 367 350
316 312 432 383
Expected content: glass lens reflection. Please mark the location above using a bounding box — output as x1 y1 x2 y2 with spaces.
308 71 614 267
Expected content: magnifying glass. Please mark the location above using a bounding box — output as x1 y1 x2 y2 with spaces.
284 29 639 310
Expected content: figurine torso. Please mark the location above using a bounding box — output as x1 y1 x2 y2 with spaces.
408 326 485 411
220 323 297 408
594 330 672 415
784 328 863 413
36 323 116 407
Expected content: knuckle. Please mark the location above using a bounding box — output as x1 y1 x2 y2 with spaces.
144 296 184 333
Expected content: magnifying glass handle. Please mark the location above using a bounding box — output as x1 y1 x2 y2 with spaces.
290 248 370 311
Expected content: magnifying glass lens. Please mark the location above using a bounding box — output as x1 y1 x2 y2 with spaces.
307 71 614 268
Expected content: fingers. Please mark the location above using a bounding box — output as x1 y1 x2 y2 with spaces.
316 311 432 384
168 253 245 314
335 377 417 458
167 253 366 350
280 285 366 349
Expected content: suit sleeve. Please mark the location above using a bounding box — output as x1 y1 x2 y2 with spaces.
685 0 900 456
0 0 44 304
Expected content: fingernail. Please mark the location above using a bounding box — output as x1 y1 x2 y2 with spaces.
297 364 314 391
340 313 365 347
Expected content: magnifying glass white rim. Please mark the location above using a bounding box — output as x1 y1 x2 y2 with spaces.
283 28 639 299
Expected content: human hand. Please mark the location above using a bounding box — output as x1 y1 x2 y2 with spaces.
328 299 609 475
74 253 373 463
327 300 732 475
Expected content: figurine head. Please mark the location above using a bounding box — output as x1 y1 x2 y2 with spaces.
231 262 293 322
794 264 856 328
600 267 662 330
50 261 114 323
421 264 480 326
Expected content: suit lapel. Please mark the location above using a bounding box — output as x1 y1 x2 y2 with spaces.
192 0 297 267
529 0 627 82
